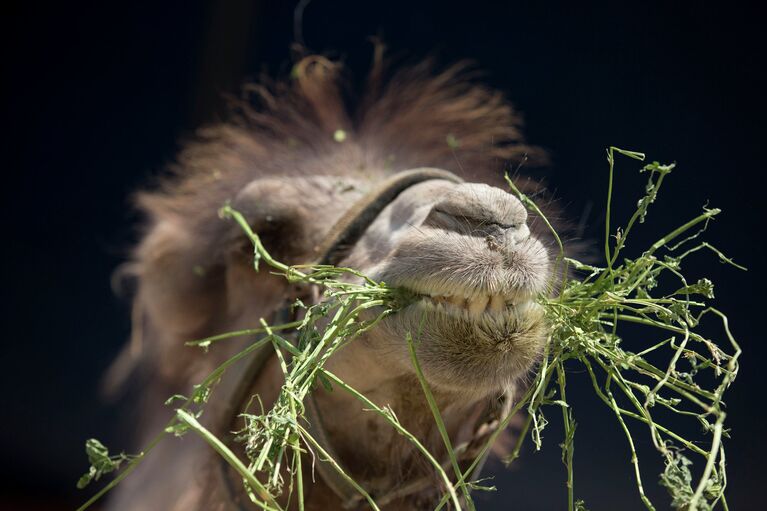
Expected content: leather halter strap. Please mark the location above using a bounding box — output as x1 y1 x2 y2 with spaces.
313 167 463 265
215 168 502 509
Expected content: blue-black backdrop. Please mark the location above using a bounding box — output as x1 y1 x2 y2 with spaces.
2 1 764 509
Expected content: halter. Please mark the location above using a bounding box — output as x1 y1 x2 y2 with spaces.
213 168 507 509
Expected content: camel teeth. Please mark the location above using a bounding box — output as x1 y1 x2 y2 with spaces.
488 295 506 314
468 295 489 316
417 290 537 322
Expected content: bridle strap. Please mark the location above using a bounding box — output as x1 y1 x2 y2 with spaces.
313 167 463 266
216 167 515 509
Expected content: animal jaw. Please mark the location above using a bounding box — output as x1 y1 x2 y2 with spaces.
367 293 547 397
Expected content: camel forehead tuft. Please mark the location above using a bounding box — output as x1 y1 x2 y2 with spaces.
135 53 544 235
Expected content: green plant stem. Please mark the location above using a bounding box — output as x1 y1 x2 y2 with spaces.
406 333 475 509
268 333 463 510
646 209 721 257
434 362 559 511
176 410 282 511
77 336 274 510
187 321 304 347
261 319 305 511
321 368 463 511
604 380 655 511
688 418 724 510
557 362 575 511
296 424 380 511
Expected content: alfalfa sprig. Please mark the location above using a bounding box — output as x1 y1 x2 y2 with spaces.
504 147 743 511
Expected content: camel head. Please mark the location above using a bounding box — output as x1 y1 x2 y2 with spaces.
108 54 561 511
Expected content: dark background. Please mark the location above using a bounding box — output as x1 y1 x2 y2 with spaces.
2 1 764 509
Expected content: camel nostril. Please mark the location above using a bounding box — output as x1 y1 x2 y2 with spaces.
423 182 530 237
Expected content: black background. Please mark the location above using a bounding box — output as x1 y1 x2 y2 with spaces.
2 1 765 509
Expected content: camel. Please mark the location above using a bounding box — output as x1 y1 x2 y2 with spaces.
105 54 558 510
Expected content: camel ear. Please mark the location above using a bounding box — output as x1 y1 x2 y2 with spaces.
104 178 318 394
132 176 317 341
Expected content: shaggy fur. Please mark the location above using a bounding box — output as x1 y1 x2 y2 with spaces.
107 52 558 511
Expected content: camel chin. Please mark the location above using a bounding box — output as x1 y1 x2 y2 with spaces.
374 286 547 397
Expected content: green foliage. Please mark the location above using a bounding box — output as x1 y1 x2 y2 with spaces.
77 439 135 489
77 147 742 511
504 147 742 511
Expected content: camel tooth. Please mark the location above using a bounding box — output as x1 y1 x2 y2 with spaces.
516 300 543 320
488 294 505 314
468 295 489 316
